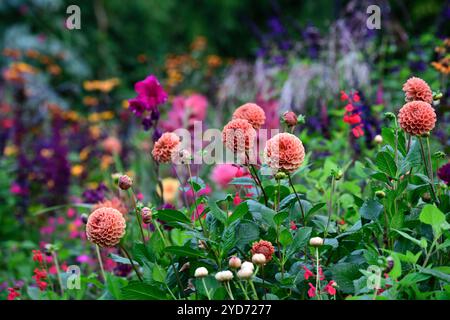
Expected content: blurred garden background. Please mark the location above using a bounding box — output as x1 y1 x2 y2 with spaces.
0 0 449 300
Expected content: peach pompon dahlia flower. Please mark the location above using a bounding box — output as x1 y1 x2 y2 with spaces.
222 119 256 153
102 136 122 155
86 207 126 247
264 132 305 173
251 240 275 262
93 197 128 215
398 101 436 136
232 103 266 130
152 132 181 163
402 77 433 104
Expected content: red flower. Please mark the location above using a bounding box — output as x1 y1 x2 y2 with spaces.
340 91 348 101
7 288 20 300
352 125 364 138
303 266 314 280
32 250 43 264
233 192 242 206
251 240 275 262
353 93 360 102
290 221 297 230
307 283 316 298
324 281 337 295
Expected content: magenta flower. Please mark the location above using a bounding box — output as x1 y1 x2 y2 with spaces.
128 97 147 117
133 75 168 111
437 162 450 185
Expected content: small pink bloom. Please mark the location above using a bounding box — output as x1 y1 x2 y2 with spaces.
307 283 316 298
303 266 314 280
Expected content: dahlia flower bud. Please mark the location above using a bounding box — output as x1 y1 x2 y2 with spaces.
275 171 287 180
215 270 233 282
44 244 54 256
283 111 298 127
333 169 343 180
118 175 132 190
252 253 266 265
141 207 152 224
384 112 396 121
433 92 443 101
385 256 394 273
229 256 242 269
86 207 126 248
375 190 386 199
81 213 89 224
309 237 324 247
241 261 254 271
237 268 253 280
421 192 431 203
433 151 446 159
374 135 383 144
194 267 209 278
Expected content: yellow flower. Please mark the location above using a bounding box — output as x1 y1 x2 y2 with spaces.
83 78 120 93
207 54 222 68
40 148 54 159
100 155 113 170
100 111 114 120
79 147 91 161
83 96 99 107
89 126 101 139
157 178 180 203
122 100 129 109
71 165 84 177
86 182 98 189
4 145 18 156
88 112 101 122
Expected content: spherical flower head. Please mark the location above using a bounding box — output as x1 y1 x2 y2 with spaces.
194 267 209 278
152 132 181 163
232 103 266 129
374 134 383 144
215 270 233 282
437 162 450 185
309 237 324 247
141 207 152 224
222 119 256 154
134 75 168 111
228 256 242 269
402 77 433 104
264 133 305 173
102 136 122 155
398 101 436 136
251 240 275 262
237 268 253 280
241 261 255 271
283 111 298 127
86 207 126 248
118 175 133 190
252 253 267 265
93 197 128 215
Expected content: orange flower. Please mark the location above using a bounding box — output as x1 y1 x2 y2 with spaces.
402 77 433 104
222 119 256 154
264 133 305 173
93 197 128 215
398 101 436 136
102 136 122 155
251 240 275 262
232 103 266 130
152 132 181 163
86 207 126 247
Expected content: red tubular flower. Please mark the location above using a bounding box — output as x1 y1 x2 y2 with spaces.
303 266 314 280
290 221 298 230
7 288 20 300
324 281 337 295
32 250 43 264
341 90 364 138
307 283 316 298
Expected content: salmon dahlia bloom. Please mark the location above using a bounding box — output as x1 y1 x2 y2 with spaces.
232 103 266 129
251 240 275 262
398 101 436 136
222 119 256 153
102 136 122 155
402 77 433 104
264 133 305 173
86 207 126 247
152 132 181 163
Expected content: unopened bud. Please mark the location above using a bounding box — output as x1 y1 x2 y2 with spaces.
433 151 446 159
81 213 89 224
374 135 383 144
309 237 324 247
384 112 396 121
433 92 443 100
141 207 152 224
118 175 132 190
275 171 287 180
283 111 297 127
229 256 242 269
237 268 253 280
215 270 233 282
251 253 266 265
421 132 430 138
333 169 343 180
421 192 431 203
194 267 208 278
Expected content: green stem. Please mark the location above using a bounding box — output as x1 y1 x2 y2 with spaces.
95 245 106 282
225 282 235 300
129 189 146 244
324 176 336 238
288 173 305 225
315 247 321 300
237 281 250 300
120 244 143 282
418 137 439 205
52 251 64 295
249 280 259 300
202 278 212 300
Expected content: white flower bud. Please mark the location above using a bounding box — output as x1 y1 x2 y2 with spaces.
241 261 254 271
237 267 253 280
194 267 208 278
228 256 242 269
374 135 383 144
309 237 324 247
215 270 233 282
251 253 266 265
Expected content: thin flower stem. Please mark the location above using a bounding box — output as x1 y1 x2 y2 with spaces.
426 137 434 184
287 173 305 224
237 281 250 300
249 280 259 300
324 175 336 238
202 278 212 300
52 251 64 295
186 163 208 237
418 137 439 204
315 247 321 300
95 244 106 282
129 189 146 244
119 244 143 282
225 282 235 300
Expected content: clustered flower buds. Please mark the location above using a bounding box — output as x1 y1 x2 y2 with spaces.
118 175 133 190
141 207 152 224
309 237 324 247
228 256 242 269
215 270 233 282
194 267 208 278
